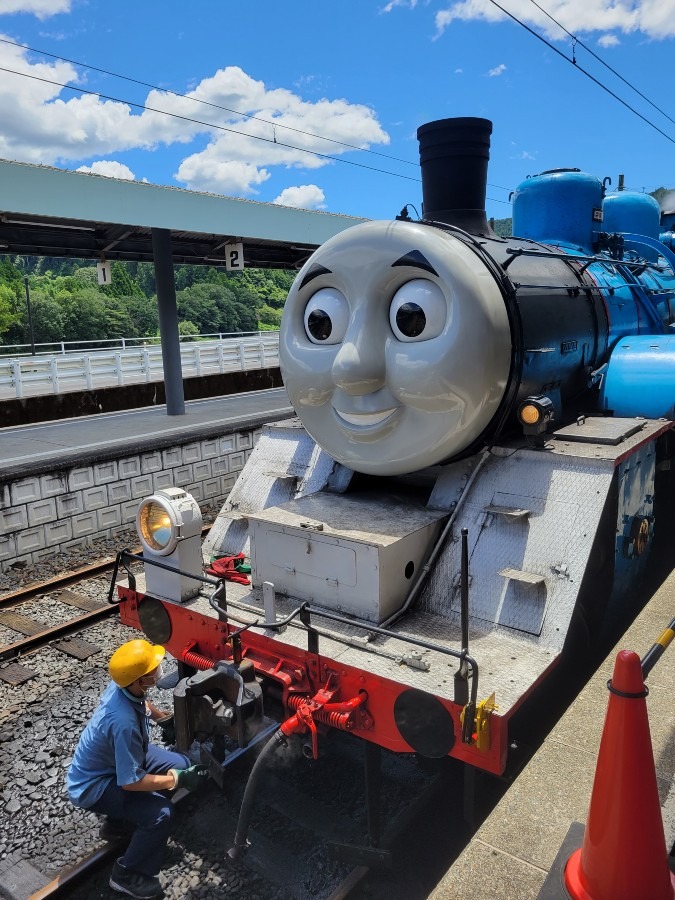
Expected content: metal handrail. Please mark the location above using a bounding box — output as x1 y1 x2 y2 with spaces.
0 330 278 358
0 333 280 399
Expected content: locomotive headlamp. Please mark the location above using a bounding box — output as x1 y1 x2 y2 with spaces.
136 488 203 603
517 395 554 439
138 501 173 553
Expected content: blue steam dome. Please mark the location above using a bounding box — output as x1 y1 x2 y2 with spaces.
511 169 603 252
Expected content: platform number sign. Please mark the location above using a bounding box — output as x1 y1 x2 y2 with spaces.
97 260 112 285
225 242 245 271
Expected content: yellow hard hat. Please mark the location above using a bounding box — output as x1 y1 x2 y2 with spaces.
109 639 165 688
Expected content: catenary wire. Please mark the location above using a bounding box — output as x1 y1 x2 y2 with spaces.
525 0 675 128
0 36 418 169
485 0 675 147
0 35 514 193
0 61 512 204
0 64 419 182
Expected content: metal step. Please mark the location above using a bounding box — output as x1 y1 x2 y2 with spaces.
485 505 531 522
498 567 546 586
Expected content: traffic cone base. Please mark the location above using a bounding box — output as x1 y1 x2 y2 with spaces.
563 649 674 900
565 847 675 900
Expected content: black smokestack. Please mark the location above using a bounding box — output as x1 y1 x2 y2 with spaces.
417 117 494 237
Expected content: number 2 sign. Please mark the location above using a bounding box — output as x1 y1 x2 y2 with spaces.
225 242 245 270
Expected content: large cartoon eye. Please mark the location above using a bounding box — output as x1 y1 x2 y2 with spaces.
304 288 349 345
389 279 447 342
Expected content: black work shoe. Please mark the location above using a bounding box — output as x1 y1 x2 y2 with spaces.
109 859 163 899
100 817 134 841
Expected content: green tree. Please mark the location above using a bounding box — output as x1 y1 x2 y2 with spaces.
258 303 282 329
0 283 20 339
59 288 108 341
493 218 512 237
72 267 99 289
29 293 65 344
102 261 144 298
176 283 222 333
102 296 134 337
178 320 199 337
123 295 159 337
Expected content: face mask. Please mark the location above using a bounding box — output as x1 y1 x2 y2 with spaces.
138 663 164 689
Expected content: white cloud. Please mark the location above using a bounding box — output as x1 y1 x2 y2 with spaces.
598 33 620 46
76 160 136 180
511 149 535 159
381 0 418 11
0 46 389 198
455 67 464 73
175 152 271 195
0 0 71 17
435 0 675 41
488 63 507 76
273 184 326 209
164 67 389 194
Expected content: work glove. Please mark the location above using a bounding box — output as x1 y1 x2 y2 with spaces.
155 713 176 745
170 764 210 792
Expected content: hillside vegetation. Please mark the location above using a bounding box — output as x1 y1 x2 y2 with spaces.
0 257 294 348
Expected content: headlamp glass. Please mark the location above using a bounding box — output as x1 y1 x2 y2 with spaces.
139 501 173 551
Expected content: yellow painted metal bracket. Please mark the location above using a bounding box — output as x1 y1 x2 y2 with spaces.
460 692 498 751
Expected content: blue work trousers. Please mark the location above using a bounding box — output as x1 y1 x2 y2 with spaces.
89 744 190 876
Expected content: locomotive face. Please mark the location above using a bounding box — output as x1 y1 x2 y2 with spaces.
279 220 512 476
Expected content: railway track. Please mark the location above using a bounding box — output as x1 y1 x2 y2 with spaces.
29 730 448 900
0 554 468 900
0 563 119 682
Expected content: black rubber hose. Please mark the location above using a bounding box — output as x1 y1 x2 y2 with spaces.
227 730 285 860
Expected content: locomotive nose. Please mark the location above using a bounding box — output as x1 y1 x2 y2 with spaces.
331 309 386 396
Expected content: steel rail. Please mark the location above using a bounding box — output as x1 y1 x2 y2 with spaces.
0 558 117 607
29 843 119 900
0 604 119 663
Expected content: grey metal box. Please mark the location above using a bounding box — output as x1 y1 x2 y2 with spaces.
248 493 447 624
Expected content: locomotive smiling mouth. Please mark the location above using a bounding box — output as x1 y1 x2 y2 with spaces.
334 408 398 427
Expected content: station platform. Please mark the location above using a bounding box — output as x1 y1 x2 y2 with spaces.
0 387 292 481
431 570 675 900
0 388 293 576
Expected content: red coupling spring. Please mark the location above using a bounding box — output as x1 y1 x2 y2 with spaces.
286 696 351 731
180 648 215 670
286 690 368 732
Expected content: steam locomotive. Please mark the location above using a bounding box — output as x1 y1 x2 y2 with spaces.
113 117 675 855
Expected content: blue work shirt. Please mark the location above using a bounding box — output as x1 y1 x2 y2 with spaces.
67 681 150 809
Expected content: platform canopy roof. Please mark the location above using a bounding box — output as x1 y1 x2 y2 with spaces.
0 158 368 269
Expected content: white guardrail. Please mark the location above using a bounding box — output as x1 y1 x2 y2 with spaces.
0 333 280 399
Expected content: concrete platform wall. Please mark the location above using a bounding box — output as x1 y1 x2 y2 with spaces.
0 426 261 573
0 367 282 428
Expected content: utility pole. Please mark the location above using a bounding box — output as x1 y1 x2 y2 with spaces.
24 277 35 356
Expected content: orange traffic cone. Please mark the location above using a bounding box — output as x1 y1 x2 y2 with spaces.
564 649 675 900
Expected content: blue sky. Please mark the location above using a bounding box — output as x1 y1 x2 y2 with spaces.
0 0 674 222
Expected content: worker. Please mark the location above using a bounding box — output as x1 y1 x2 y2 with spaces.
66 639 209 899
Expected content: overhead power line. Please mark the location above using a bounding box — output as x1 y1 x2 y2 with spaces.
0 63 426 183
0 35 513 194
525 0 675 128
485 0 675 147
0 36 419 170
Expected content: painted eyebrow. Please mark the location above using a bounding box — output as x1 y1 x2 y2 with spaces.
299 263 332 290
391 250 438 277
